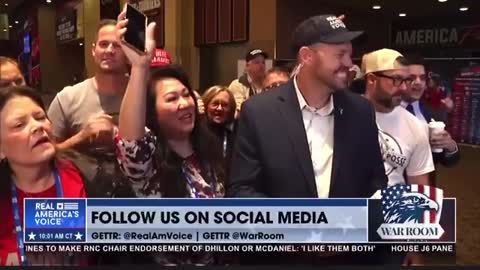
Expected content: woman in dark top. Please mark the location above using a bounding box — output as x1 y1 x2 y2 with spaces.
201 86 237 169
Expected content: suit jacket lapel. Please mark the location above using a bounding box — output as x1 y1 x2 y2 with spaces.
276 81 317 197
330 92 346 196
419 101 433 122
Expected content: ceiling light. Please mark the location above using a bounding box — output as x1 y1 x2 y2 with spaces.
3 29 7 32
79 43 84 46
4 3 8 6
438 0 448 2
46 0 52 3
459 6 469 11
372 5 381 10
399 13 407 17
15 20 19 24
9 25 12 28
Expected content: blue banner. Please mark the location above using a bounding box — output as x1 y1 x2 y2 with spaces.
24 199 86 243
22 187 456 245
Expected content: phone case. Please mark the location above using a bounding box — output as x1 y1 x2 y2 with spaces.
124 4 147 54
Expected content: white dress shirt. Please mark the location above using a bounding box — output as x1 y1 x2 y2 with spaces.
294 77 334 198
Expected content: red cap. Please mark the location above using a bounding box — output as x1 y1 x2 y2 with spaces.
150 48 172 67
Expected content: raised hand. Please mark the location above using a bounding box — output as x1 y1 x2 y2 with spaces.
81 113 115 143
116 4 157 68
441 97 454 112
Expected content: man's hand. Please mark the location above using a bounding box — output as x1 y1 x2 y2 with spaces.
431 130 457 153
116 4 156 68
81 113 115 143
402 252 424 266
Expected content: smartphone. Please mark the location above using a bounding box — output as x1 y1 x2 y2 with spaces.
124 4 147 53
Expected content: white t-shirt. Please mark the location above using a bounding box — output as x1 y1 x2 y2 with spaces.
376 106 435 186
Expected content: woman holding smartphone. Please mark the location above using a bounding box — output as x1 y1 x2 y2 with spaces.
114 7 225 265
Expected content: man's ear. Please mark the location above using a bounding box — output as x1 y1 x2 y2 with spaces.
91 43 96 58
298 47 313 67
366 73 376 85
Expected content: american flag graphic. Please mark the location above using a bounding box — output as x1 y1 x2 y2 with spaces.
382 184 443 224
412 184 443 224
57 202 79 210
63 202 79 210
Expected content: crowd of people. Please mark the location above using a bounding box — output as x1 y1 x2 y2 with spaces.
0 7 460 266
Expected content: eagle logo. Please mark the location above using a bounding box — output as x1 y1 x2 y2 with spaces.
377 184 446 240
384 192 439 224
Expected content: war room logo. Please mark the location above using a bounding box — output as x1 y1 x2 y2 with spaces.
377 184 444 240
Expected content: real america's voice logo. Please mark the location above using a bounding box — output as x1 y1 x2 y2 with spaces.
377 184 444 240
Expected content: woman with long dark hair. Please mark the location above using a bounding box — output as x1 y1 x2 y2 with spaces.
0 86 87 266
114 8 224 265
118 66 225 198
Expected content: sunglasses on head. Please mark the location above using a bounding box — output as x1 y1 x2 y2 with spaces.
264 82 286 90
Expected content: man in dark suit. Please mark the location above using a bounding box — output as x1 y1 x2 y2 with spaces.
228 15 387 199
227 14 389 265
401 56 460 170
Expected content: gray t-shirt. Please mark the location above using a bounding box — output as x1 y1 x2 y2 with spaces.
47 78 123 156
48 78 135 198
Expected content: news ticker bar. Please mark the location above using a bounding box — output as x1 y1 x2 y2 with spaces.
23 243 455 254
23 198 456 244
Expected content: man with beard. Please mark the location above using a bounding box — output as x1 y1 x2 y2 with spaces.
229 15 386 212
47 20 133 198
228 14 388 265
362 49 435 187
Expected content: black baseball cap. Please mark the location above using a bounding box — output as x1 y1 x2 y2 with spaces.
291 15 363 53
246 49 269 62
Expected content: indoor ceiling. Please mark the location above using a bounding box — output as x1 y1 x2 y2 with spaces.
0 0 478 20
310 0 478 18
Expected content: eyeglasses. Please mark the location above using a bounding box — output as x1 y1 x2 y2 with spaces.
209 101 230 110
373 72 413 87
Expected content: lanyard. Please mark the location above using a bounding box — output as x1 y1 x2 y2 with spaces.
223 131 228 158
181 162 215 198
10 168 63 266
